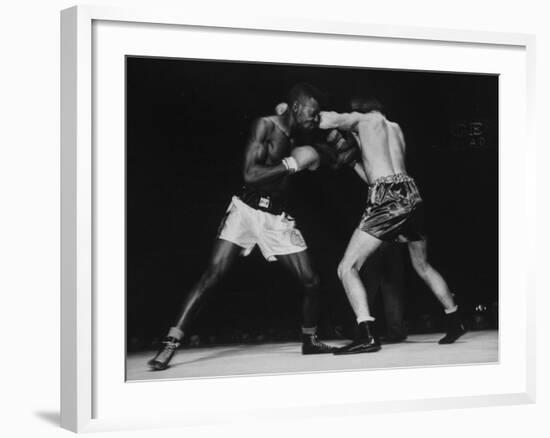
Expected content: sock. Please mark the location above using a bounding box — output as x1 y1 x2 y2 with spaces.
444 305 458 315
168 326 184 341
302 326 317 336
357 316 375 324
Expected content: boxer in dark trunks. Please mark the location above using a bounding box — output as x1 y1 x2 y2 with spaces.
319 106 466 354
341 98 408 344
148 83 335 371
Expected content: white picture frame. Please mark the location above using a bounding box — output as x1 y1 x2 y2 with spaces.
60 4 536 433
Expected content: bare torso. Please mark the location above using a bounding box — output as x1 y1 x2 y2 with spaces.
320 111 407 184
260 117 292 165
242 115 294 195
357 115 407 183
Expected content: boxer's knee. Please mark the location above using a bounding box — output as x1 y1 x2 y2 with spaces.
301 273 320 293
337 260 356 281
294 264 319 290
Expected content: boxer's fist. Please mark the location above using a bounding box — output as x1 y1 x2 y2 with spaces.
334 143 361 169
326 129 350 153
291 146 321 171
324 129 360 169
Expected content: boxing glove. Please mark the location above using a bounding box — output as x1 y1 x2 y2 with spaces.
323 129 360 169
326 129 351 153
290 146 321 171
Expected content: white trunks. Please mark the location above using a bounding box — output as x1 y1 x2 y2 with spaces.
217 196 307 262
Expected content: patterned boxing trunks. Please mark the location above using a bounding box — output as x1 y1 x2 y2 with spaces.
359 173 425 243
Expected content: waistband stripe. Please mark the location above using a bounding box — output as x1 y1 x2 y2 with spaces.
370 173 413 186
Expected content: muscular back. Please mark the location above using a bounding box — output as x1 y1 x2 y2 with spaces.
356 112 407 182
386 121 407 174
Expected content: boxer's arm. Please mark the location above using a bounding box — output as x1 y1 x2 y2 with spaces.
334 132 361 168
336 146 361 169
315 140 361 170
310 141 338 167
319 111 363 130
243 119 288 185
320 111 384 131
354 116 388 166
319 129 362 169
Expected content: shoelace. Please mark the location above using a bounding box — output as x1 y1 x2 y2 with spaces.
311 336 333 350
162 340 179 351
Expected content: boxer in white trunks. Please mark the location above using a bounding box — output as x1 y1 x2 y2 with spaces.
148 83 336 371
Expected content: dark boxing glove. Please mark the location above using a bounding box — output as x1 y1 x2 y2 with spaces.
325 129 361 169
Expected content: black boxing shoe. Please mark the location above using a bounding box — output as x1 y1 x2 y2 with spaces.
438 311 467 344
148 336 180 371
301 334 337 354
333 321 381 355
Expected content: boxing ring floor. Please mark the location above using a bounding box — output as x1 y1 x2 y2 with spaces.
126 330 497 381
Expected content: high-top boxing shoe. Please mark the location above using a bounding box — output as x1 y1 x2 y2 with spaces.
333 321 381 355
301 334 337 354
438 310 466 344
148 336 180 371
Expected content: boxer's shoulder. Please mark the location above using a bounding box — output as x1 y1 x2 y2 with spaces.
386 119 404 138
257 116 277 132
357 111 386 124
248 116 273 138
261 115 290 138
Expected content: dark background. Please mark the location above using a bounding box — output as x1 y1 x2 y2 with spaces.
126 56 498 350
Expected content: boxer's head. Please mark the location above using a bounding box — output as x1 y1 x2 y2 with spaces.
288 83 322 131
350 96 384 114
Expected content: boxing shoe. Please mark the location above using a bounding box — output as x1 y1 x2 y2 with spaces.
333 321 381 355
301 334 337 354
438 310 467 344
148 336 180 371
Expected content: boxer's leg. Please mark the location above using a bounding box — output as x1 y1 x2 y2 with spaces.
408 240 455 310
334 229 383 354
278 251 320 329
277 251 336 354
329 246 385 342
148 239 242 370
380 244 407 342
363 245 384 316
408 240 465 344
173 239 243 330
337 229 382 322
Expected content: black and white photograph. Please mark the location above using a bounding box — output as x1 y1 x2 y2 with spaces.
125 56 498 381
2 0 546 435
